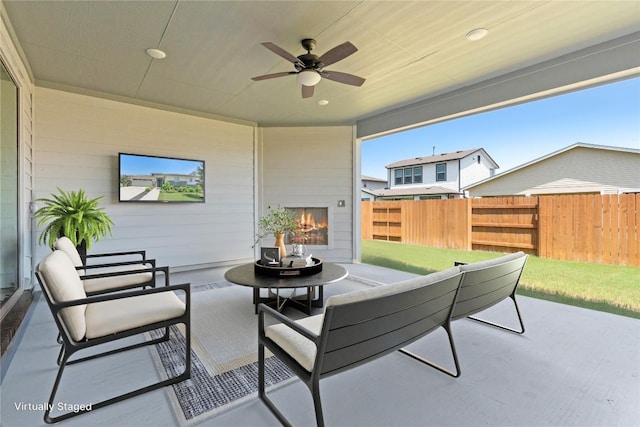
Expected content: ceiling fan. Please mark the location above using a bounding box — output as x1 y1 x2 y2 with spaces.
251 38 366 98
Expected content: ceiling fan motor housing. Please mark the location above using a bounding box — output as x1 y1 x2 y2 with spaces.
296 39 323 71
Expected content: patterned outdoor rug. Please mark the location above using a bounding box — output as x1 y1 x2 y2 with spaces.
149 279 371 426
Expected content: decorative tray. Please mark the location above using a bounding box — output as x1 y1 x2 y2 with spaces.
254 257 323 277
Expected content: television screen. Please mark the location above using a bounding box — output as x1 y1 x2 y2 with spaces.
119 153 205 203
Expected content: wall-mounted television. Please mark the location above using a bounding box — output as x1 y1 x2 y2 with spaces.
119 153 205 203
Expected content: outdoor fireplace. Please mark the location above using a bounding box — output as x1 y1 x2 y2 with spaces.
285 207 329 246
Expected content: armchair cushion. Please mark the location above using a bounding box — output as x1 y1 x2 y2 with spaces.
53 237 84 273
265 314 324 372
83 265 153 294
37 250 87 341
85 292 185 339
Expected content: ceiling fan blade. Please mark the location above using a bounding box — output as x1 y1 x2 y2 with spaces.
321 70 365 87
251 72 295 81
318 42 358 67
302 85 314 98
261 42 304 66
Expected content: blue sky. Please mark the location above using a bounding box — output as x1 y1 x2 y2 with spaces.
120 153 202 175
361 77 640 179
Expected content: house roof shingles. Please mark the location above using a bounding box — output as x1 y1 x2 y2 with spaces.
386 148 495 169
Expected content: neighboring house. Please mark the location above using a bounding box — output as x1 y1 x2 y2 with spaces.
126 172 201 188
464 143 640 197
362 175 387 190
376 148 498 200
361 175 386 201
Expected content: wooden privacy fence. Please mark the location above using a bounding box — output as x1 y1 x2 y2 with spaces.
361 194 639 266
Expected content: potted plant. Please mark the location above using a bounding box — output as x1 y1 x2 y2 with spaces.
254 207 298 258
34 187 114 263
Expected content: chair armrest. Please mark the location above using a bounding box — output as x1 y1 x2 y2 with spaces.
79 259 156 270
53 281 190 309
79 265 169 285
86 250 146 261
258 303 320 344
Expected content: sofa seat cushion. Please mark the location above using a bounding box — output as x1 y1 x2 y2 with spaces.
265 314 324 372
83 264 153 293
85 291 185 339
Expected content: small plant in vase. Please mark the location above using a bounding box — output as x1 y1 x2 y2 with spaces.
254 207 298 258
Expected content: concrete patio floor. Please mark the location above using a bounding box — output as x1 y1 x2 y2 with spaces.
1 262 638 427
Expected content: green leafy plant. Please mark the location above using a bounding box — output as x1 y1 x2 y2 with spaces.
34 187 114 250
254 207 298 246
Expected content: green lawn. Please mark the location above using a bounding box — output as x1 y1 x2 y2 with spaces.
158 191 204 201
361 239 640 318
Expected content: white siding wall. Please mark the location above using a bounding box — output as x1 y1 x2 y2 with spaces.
259 126 355 262
34 88 256 269
422 161 460 191
1 9 34 304
468 147 640 196
460 153 493 188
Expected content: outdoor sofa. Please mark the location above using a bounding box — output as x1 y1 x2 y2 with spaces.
257 251 528 426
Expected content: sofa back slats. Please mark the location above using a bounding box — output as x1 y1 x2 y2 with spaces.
328 278 457 329
453 255 527 320
324 292 454 352
457 268 522 300
318 275 461 376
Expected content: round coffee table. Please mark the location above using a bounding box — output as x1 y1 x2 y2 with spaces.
224 262 348 314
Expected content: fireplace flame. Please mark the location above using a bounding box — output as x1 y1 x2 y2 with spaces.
296 210 327 232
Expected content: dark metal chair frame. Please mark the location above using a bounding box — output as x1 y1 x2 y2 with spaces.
84 248 147 263
35 268 191 424
78 259 160 296
453 252 528 334
258 271 464 427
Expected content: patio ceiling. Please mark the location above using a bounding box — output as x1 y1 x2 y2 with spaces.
3 1 640 136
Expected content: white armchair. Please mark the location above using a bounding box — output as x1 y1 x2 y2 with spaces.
53 236 159 295
36 250 191 424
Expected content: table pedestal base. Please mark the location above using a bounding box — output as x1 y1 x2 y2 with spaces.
252 286 324 315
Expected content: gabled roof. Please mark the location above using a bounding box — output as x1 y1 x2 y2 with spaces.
464 143 640 190
361 175 386 183
361 188 378 196
386 148 498 169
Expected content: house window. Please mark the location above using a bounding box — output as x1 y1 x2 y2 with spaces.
394 169 403 185
477 155 481 164
436 163 446 181
413 167 422 183
395 167 424 185
404 168 412 184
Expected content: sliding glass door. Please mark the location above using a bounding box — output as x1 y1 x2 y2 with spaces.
0 60 19 308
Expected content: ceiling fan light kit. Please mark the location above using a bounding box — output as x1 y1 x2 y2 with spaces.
297 70 322 86
252 38 366 98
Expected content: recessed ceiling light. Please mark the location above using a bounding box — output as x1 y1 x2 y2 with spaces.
146 48 166 59
465 28 488 41
318 99 329 106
